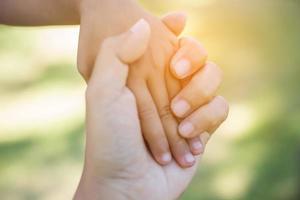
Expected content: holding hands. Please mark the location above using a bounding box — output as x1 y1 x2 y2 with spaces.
75 19 228 199
0 0 229 199
78 1 228 168
78 12 228 167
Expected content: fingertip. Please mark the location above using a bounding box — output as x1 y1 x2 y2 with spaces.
157 152 172 165
171 98 191 118
183 153 196 167
178 121 195 138
171 58 191 79
189 138 204 155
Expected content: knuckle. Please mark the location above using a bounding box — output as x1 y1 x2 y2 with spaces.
158 105 173 121
139 106 157 120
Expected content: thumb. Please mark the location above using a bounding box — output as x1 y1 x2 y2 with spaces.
161 11 187 36
89 19 150 94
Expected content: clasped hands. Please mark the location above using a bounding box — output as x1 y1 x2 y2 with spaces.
75 13 229 200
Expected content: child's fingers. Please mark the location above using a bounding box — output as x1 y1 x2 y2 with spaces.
178 96 229 138
171 62 223 118
148 74 196 168
170 37 208 79
128 79 172 165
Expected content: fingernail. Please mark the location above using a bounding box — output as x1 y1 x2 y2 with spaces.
184 153 195 164
200 132 211 146
192 140 203 151
130 19 148 34
174 59 190 78
179 122 194 137
161 153 172 163
172 99 190 117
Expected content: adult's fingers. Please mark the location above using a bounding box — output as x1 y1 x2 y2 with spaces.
171 62 223 118
170 37 207 79
188 136 204 155
178 96 229 138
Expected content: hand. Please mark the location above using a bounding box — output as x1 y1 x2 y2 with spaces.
169 37 229 145
75 20 205 200
77 0 207 167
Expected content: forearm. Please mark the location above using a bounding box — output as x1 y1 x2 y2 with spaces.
0 0 146 27
74 169 133 200
0 0 81 25
80 0 149 39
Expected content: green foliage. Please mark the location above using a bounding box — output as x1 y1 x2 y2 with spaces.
0 1 299 199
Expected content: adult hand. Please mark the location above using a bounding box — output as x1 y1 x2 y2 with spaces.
78 0 201 167
74 20 204 200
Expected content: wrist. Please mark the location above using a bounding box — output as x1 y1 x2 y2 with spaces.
79 0 149 38
74 167 134 200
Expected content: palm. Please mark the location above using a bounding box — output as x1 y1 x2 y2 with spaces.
136 151 199 200
88 89 199 200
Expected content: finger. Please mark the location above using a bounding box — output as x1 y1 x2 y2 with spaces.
178 96 229 138
170 37 208 79
127 78 172 165
164 48 201 161
165 54 182 99
171 62 223 118
200 132 211 150
89 19 150 93
161 11 187 36
188 136 204 155
148 73 196 168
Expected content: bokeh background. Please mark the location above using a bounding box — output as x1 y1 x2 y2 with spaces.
0 0 299 199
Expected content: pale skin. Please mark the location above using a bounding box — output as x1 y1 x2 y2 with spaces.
75 20 228 200
0 0 229 168
0 1 230 199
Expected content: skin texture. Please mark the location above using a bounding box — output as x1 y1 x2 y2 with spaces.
0 1 230 199
75 20 206 200
77 0 215 168
0 0 229 168
75 20 229 200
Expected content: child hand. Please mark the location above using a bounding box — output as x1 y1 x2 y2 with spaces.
77 3 228 167
77 20 203 199
78 8 197 167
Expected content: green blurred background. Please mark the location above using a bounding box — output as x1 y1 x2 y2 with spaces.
0 0 299 199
